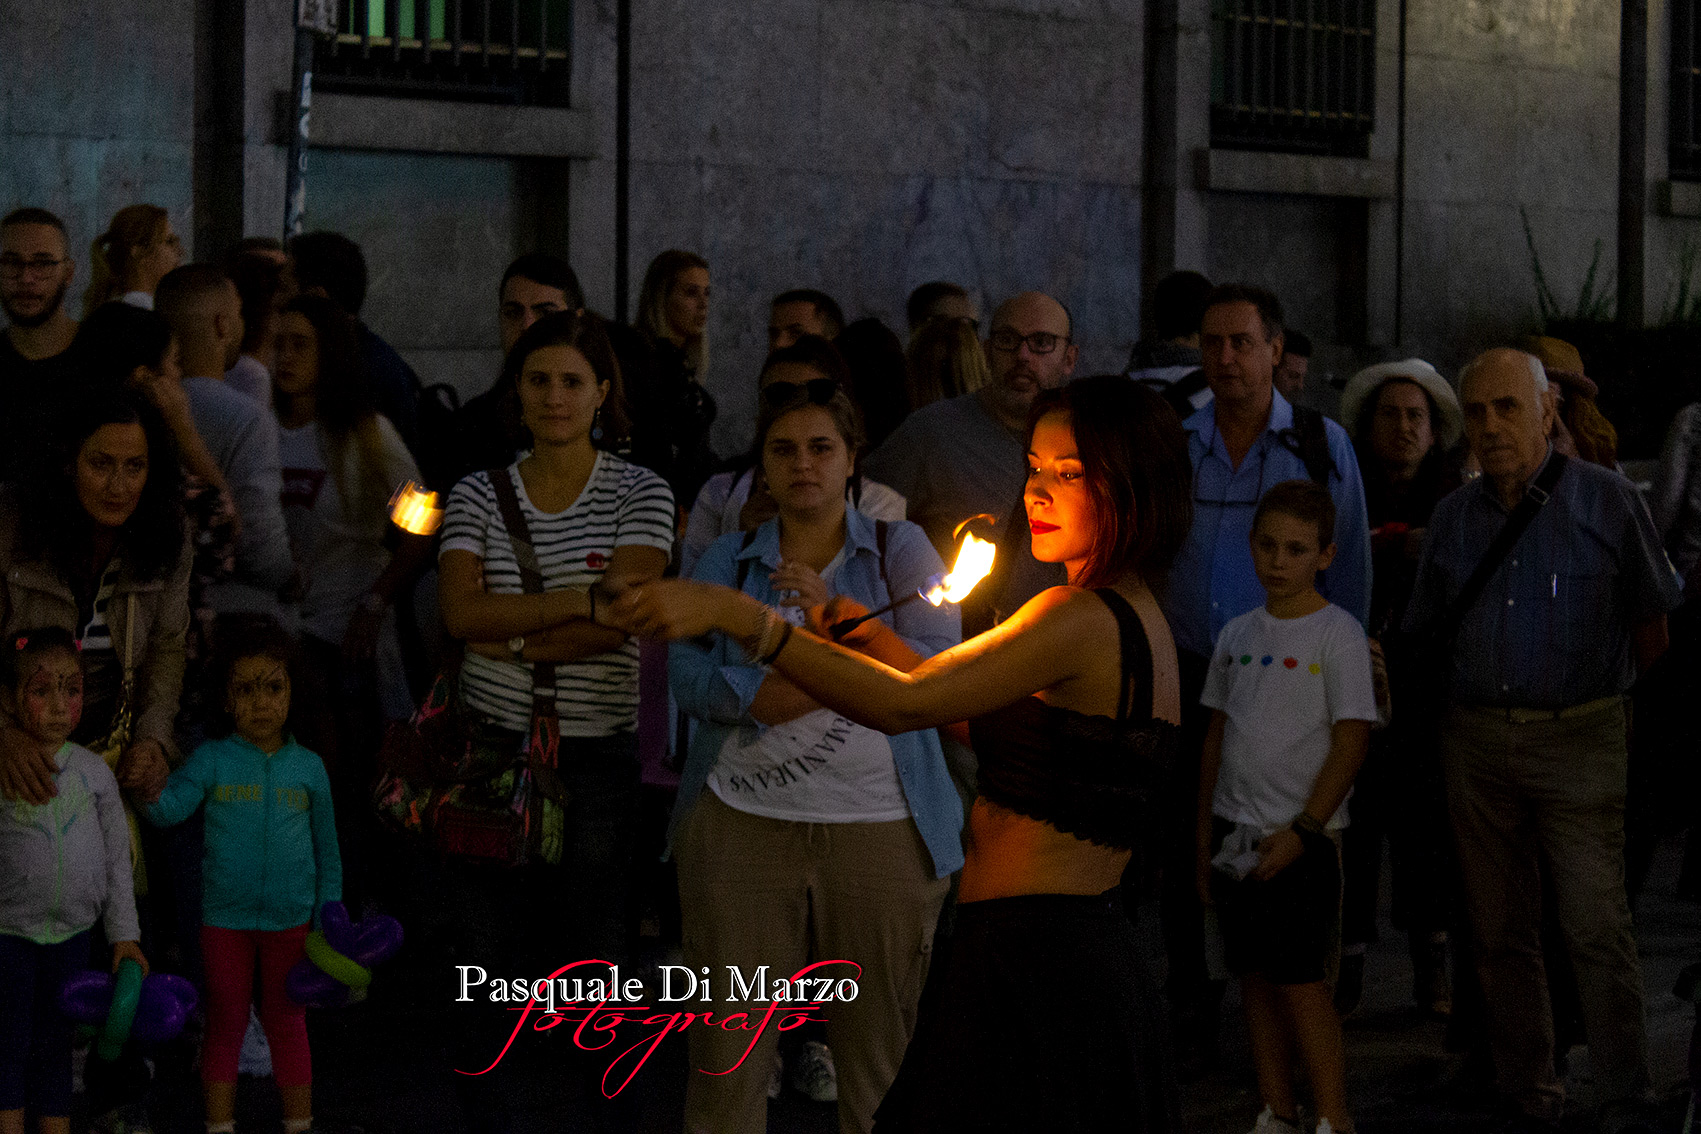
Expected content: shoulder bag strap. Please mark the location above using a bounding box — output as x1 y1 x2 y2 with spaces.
486 468 559 733
1433 453 1569 645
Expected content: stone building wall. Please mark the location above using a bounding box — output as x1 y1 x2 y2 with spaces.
0 0 197 304
4 1 1701 456
623 0 1146 454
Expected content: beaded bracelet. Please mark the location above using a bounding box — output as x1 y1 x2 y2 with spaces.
744 607 781 665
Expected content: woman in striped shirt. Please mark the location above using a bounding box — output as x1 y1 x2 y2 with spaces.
436 311 674 1122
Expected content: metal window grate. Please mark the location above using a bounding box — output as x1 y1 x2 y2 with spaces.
1210 0 1375 158
1673 0 1701 179
313 0 572 107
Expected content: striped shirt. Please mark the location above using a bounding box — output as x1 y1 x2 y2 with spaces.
440 454 676 736
79 559 122 651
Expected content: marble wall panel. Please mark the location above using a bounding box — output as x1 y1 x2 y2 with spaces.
305 149 528 358
819 2 987 178
1206 192 1347 348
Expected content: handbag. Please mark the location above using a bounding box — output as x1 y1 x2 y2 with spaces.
89 592 150 895
1397 454 1568 724
371 466 567 867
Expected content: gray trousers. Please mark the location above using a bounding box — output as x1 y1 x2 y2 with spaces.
1441 700 1650 1120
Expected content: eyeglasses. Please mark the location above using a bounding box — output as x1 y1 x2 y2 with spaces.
0 256 68 280
761 377 839 407
989 328 1069 355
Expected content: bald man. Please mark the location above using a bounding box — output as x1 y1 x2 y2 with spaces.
156 264 294 612
1405 348 1679 1128
865 291 1078 560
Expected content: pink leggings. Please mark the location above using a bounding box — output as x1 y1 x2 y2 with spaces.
200 923 312 1088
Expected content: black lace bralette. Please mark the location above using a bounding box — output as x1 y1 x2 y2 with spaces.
968 589 1178 851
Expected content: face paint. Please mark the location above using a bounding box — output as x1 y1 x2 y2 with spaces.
228 655 291 751
13 649 84 748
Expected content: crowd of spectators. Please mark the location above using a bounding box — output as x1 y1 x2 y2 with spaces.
0 199 1695 1134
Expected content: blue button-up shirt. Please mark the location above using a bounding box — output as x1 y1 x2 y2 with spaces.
668 508 966 878
1403 449 1681 708
1162 391 1373 657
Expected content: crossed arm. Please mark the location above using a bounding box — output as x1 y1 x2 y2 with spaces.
439 544 669 663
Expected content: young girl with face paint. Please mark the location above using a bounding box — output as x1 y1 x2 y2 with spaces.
0 627 146 1134
143 621 340 1134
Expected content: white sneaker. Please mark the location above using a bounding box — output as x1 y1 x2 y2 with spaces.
790 1039 838 1103
767 1051 783 1100
1247 1107 1303 1134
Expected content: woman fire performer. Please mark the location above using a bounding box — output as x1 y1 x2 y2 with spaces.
612 375 1189 1130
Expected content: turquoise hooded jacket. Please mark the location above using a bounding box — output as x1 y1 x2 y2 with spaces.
144 735 341 931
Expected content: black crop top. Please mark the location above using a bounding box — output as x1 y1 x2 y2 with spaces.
967 588 1179 852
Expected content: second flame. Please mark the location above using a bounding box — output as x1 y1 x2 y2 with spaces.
925 532 997 606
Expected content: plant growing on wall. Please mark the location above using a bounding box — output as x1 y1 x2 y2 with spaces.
1521 206 1615 325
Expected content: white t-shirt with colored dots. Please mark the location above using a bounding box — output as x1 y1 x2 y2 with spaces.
1199 602 1378 831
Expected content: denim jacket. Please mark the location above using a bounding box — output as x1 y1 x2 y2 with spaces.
668 509 965 878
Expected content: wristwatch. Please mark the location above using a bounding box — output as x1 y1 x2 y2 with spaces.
507 636 525 660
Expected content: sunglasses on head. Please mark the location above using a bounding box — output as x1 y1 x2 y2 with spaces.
761 377 839 407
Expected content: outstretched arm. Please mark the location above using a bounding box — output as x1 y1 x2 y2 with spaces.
614 578 1096 734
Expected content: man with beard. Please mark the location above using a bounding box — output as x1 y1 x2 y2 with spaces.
0 208 82 481
865 290 1078 563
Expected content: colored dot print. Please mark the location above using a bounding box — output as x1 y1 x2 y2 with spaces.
1283 657 1298 669
1239 655 1253 665
1309 663 1322 675
1261 655 1274 666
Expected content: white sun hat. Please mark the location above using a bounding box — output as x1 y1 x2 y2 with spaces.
1339 359 1463 449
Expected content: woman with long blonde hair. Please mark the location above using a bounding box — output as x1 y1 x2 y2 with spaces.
904 315 989 409
630 249 717 506
83 206 182 313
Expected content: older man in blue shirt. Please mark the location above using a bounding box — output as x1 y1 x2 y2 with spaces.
1157 283 1371 1067
1406 347 1679 1130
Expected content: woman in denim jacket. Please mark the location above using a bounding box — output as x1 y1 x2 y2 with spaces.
668 349 962 1134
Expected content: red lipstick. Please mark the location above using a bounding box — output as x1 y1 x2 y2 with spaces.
1029 520 1059 535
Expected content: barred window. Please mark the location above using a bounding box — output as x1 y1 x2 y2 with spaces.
1674 0 1701 179
1210 0 1375 158
313 0 572 107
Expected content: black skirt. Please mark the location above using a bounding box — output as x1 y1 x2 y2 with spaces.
874 889 1179 1133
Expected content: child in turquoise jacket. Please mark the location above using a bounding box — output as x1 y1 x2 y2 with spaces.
144 622 339 1134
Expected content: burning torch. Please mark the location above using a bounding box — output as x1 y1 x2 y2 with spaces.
829 515 999 639
388 482 444 536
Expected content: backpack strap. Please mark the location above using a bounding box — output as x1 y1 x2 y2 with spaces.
875 519 891 598
733 527 761 592
1280 405 1338 487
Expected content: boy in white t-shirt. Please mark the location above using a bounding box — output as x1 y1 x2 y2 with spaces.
1196 480 1377 1134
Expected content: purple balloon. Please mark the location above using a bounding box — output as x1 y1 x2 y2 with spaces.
60 970 199 1045
286 901 404 1009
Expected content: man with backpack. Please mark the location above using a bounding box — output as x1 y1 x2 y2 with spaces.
1157 282 1371 1076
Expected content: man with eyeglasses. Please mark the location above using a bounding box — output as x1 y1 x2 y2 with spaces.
1157 282 1370 1074
0 208 83 481
865 290 1078 566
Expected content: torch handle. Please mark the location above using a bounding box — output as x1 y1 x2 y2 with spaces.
829 592 924 639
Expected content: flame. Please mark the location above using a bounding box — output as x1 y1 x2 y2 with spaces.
925 532 997 606
389 482 444 535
